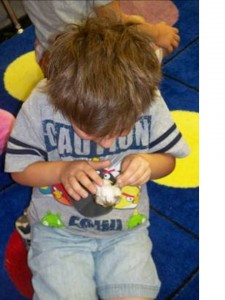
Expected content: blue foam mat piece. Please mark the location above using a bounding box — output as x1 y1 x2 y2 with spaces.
160 76 199 113
0 153 14 188
148 181 199 236
164 40 199 90
173 272 199 300
173 0 199 45
0 26 35 62
149 210 198 299
0 172 13 190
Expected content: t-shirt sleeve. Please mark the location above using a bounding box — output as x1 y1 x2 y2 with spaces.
148 90 190 158
5 84 48 173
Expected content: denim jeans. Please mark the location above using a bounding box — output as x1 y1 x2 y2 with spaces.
28 224 161 300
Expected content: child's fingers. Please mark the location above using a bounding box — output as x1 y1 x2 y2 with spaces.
118 166 149 186
88 160 111 186
173 27 179 34
63 177 88 200
128 170 151 186
66 171 99 200
76 171 98 194
173 34 180 46
117 159 138 186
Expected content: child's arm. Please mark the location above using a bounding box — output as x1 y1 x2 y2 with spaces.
11 159 111 201
116 153 176 187
94 0 180 54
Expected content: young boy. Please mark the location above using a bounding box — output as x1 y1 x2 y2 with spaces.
5 17 189 300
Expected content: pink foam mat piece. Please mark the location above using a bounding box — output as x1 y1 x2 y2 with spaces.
120 0 179 25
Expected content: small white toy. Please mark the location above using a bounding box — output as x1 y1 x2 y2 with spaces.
95 179 121 207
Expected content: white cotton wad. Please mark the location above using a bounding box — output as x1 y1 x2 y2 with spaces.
95 179 121 207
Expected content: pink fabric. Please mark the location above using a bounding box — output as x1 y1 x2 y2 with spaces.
0 109 15 154
120 0 179 25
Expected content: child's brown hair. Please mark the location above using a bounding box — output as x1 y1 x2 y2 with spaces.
47 17 161 138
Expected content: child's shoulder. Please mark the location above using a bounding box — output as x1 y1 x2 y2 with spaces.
30 78 48 99
147 89 169 115
23 79 49 108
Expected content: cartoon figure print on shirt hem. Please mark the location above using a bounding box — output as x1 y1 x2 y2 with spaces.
38 159 146 230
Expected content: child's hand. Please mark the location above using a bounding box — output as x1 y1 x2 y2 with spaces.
116 154 151 187
60 160 111 201
138 21 180 54
153 22 180 54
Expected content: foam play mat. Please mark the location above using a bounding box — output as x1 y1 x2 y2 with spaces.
0 1 199 299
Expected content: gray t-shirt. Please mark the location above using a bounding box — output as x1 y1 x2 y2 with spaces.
5 80 189 238
23 0 113 51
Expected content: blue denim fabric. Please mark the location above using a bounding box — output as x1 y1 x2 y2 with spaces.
28 224 161 300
